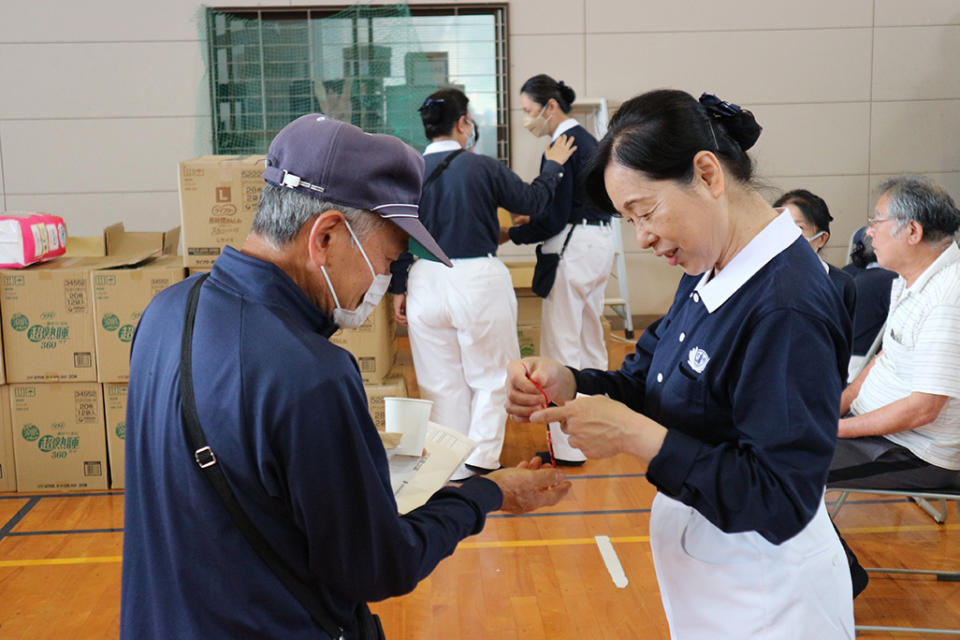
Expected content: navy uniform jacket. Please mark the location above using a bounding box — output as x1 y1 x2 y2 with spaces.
840 264 898 355
827 263 858 326
509 124 610 245
573 231 851 545
389 145 565 293
121 247 502 639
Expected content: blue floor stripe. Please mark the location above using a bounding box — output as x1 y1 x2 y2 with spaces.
568 473 646 480
0 491 123 501
0 497 40 541
6 528 124 537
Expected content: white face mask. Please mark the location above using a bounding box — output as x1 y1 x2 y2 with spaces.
523 105 552 138
806 230 826 246
320 219 391 329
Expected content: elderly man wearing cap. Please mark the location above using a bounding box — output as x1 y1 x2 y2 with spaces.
120 115 571 640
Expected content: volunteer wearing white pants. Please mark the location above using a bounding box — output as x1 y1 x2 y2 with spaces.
392 88 575 480
509 74 613 464
506 90 855 637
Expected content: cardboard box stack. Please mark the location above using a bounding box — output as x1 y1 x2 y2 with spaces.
103 383 127 489
178 155 265 268
0 224 183 492
0 387 16 491
330 302 397 384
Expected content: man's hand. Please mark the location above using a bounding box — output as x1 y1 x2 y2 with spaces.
505 357 577 421
392 293 407 326
531 396 667 463
487 456 571 513
499 226 512 245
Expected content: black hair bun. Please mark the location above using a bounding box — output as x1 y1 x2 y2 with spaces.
722 110 762 152
557 80 576 107
698 93 762 151
418 97 445 124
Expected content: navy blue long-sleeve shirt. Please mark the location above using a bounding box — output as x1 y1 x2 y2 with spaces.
508 124 610 245
572 230 850 545
121 246 503 639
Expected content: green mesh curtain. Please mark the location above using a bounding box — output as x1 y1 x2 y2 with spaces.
205 5 507 160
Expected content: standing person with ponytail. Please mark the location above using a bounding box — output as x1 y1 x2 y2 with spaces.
509 74 615 466
392 88 576 481
505 90 855 637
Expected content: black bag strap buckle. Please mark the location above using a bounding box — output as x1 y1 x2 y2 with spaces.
194 446 217 469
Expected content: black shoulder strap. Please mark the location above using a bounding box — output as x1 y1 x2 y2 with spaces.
559 222 578 256
179 274 345 640
421 148 466 192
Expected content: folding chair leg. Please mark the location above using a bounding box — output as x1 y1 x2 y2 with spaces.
855 624 960 635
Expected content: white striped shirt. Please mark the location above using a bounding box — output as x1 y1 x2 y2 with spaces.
852 241 960 469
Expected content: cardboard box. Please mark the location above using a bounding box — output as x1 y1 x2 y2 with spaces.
517 294 541 326
1 227 168 383
93 256 185 382
517 323 541 358
178 155 265 268
0 387 16 491
364 374 407 431
10 383 107 491
330 302 396 384
103 383 127 489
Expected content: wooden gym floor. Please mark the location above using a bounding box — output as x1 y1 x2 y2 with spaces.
0 333 957 638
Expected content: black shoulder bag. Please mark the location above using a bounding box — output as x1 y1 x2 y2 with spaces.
531 223 577 298
408 148 466 261
179 274 385 640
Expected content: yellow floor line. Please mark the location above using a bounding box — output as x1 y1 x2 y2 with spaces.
460 535 650 549
0 523 953 566
0 555 122 568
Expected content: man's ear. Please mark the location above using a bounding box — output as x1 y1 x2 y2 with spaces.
692 150 725 199
307 210 345 268
905 219 926 246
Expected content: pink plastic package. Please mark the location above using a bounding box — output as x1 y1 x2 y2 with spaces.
0 213 68 268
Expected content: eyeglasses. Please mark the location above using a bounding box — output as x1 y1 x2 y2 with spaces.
867 214 896 228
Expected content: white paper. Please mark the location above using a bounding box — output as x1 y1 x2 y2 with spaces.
389 421 476 515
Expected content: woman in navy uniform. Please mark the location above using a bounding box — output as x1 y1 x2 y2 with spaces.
508 74 615 465
392 88 575 480
774 189 857 323
506 90 855 638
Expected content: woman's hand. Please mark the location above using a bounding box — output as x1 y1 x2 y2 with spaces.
392 293 407 326
531 396 667 463
544 134 577 165
505 357 577 420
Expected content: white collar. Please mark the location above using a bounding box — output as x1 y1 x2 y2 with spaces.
551 118 579 141
905 241 960 294
424 140 463 155
818 256 830 274
694 210 801 313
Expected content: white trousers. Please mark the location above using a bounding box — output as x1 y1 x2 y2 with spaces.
540 223 615 460
406 257 519 470
649 493 855 640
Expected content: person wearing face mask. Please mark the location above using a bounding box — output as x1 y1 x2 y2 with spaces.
121 115 572 640
505 90 855 637
774 189 857 323
507 74 615 466
388 88 576 481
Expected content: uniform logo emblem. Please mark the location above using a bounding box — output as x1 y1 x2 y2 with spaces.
687 347 710 373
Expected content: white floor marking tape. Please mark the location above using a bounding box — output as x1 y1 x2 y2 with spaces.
595 534 629 588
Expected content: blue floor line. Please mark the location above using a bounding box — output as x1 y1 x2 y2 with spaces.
0 491 123 501
5 528 124 537
0 497 40 542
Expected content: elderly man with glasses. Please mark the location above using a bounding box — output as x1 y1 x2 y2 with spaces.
826 175 960 596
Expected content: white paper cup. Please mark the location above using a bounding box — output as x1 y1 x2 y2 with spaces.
384 397 433 456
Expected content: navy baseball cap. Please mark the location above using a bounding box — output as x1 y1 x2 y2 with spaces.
263 114 452 267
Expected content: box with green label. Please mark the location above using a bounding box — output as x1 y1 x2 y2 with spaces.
0 387 16 491
103 383 127 489
10 383 107 491
93 256 185 383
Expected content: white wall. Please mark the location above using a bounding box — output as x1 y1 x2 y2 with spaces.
1 0 958 314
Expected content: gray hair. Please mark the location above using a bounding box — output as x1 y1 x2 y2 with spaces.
250 184 389 247
879 176 960 244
